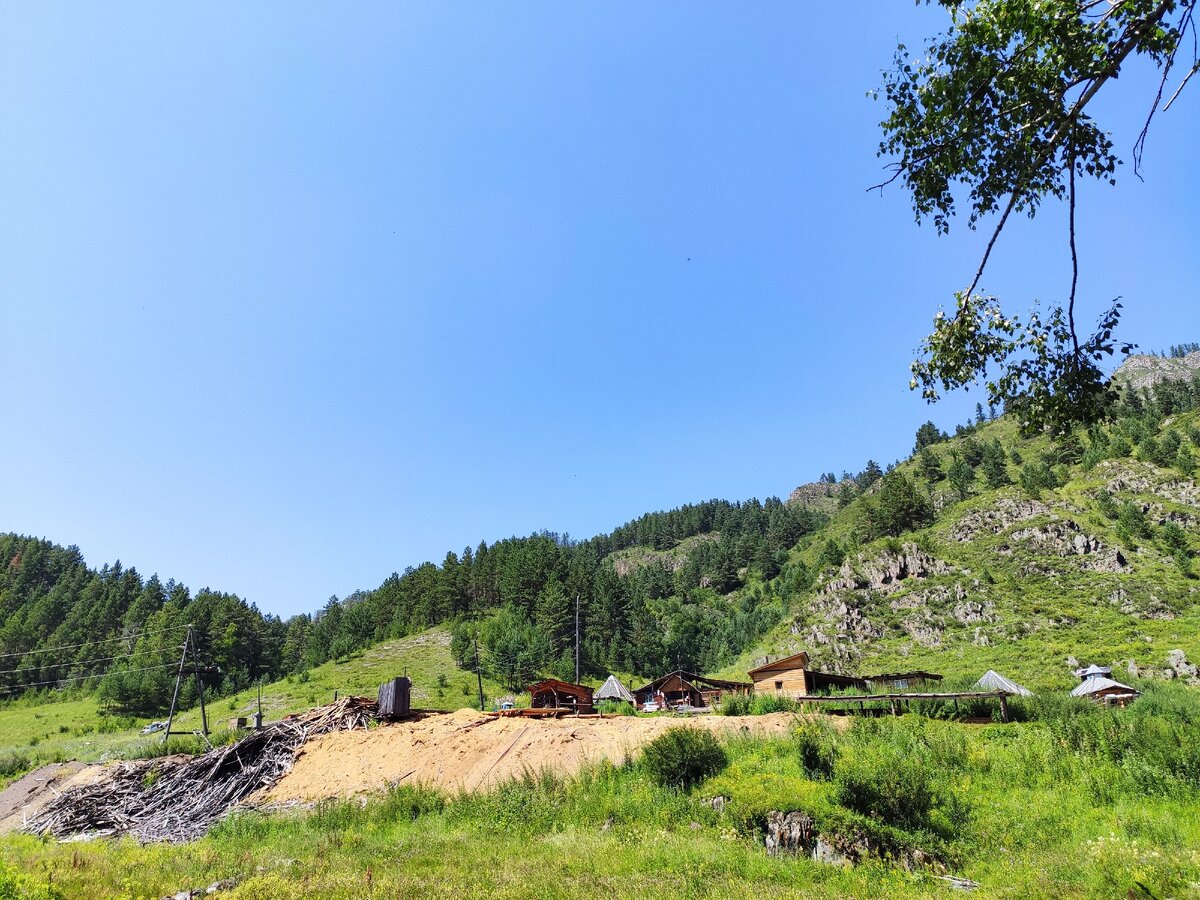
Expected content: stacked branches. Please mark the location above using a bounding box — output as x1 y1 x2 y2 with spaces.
24 696 376 843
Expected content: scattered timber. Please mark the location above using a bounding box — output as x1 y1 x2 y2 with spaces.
24 696 377 843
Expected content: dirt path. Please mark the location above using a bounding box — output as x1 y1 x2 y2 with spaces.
259 710 807 800
0 762 114 834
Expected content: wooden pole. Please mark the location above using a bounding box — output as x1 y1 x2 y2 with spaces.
999 695 1010 723
574 593 581 686
474 636 485 711
162 626 192 745
189 631 209 741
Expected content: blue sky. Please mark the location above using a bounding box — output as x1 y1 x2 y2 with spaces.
2 5 1196 618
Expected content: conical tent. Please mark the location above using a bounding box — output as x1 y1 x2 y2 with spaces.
974 669 1032 696
595 674 635 704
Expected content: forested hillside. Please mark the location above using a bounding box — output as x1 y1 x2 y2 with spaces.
0 498 822 708
5 353 1200 713
730 360 1200 687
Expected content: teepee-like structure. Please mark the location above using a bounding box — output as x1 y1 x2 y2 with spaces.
594 674 635 704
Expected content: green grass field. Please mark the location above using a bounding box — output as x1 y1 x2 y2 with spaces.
3 686 1199 899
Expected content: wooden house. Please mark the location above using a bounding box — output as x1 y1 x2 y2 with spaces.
1070 674 1139 707
633 671 752 710
528 678 594 713
748 652 868 696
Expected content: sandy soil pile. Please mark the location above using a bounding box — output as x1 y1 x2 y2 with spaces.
260 710 804 800
0 762 114 834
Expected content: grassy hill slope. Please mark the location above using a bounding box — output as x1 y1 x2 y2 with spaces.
720 410 1200 689
0 626 509 773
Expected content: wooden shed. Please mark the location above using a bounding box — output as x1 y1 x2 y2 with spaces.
748 652 811 696
633 671 751 710
528 678 594 713
748 652 869 696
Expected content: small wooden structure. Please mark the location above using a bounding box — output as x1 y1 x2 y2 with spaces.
748 652 870 696
1070 674 1140 706
863 670 943 691
377 676 412 719
633 670 752 710
528 678 594 713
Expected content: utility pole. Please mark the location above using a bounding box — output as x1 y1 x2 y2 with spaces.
574 593 581 685
164 624 210 746
474 634 485 711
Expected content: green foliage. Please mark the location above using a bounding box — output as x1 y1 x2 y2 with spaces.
979 439 1011 488
914 420 949 453
917 447 944 483
0 862 65 900
1019 460 1059 495
1117 501 1150 543
946 454 974 501
641 727 728 791
795 721 837 779
863 473 934 539
1177 444 1197 477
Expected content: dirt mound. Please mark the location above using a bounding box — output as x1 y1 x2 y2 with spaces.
260 710 807 800
0 762 114 834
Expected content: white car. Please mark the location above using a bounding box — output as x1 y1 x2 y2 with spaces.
641 702 660 713
140 721 167 735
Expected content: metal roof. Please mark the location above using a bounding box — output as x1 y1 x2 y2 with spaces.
594 675 635 703
974 670 1032 696
1070 675 1138 697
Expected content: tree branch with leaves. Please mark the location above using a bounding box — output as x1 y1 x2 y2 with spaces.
876 0 1197 432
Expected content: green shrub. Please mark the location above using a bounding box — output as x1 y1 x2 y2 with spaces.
596 700 635 716
642 727 728 791
0 750 32 780
834 746 935 832
0 861 65 900
719 693 752 716
795 721 836 779
750 694 798 715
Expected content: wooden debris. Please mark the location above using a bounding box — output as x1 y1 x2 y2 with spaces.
24 696 377 843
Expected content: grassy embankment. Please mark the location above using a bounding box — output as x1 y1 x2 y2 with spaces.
3 682 1199 899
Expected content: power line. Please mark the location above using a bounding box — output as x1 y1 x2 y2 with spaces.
0 645 179 677
0 661 181 697
0 625 188 660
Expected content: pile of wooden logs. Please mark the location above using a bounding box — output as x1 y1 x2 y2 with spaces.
24 696 377 843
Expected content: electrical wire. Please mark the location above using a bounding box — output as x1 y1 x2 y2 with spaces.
0 661 182 696
0 645 181 677
0 625 188 660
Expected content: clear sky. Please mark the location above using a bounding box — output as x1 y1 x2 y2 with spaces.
2 5 1197 618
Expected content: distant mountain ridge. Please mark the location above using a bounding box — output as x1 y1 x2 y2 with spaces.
1116 351 1200 390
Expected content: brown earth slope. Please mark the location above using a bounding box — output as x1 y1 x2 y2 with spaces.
260 710 807 800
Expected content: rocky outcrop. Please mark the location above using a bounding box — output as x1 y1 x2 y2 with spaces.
787 480 854 514
764 810 940 871
822 544 961 595
950 497 1051 542
1114 351 1200 391
1001 519 1127 572
1102 462 1200 505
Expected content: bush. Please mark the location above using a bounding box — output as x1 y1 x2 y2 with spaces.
596 700 635 716
641 727 728 791
834 746 935 832
719 693 752 716
795 721 837 779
